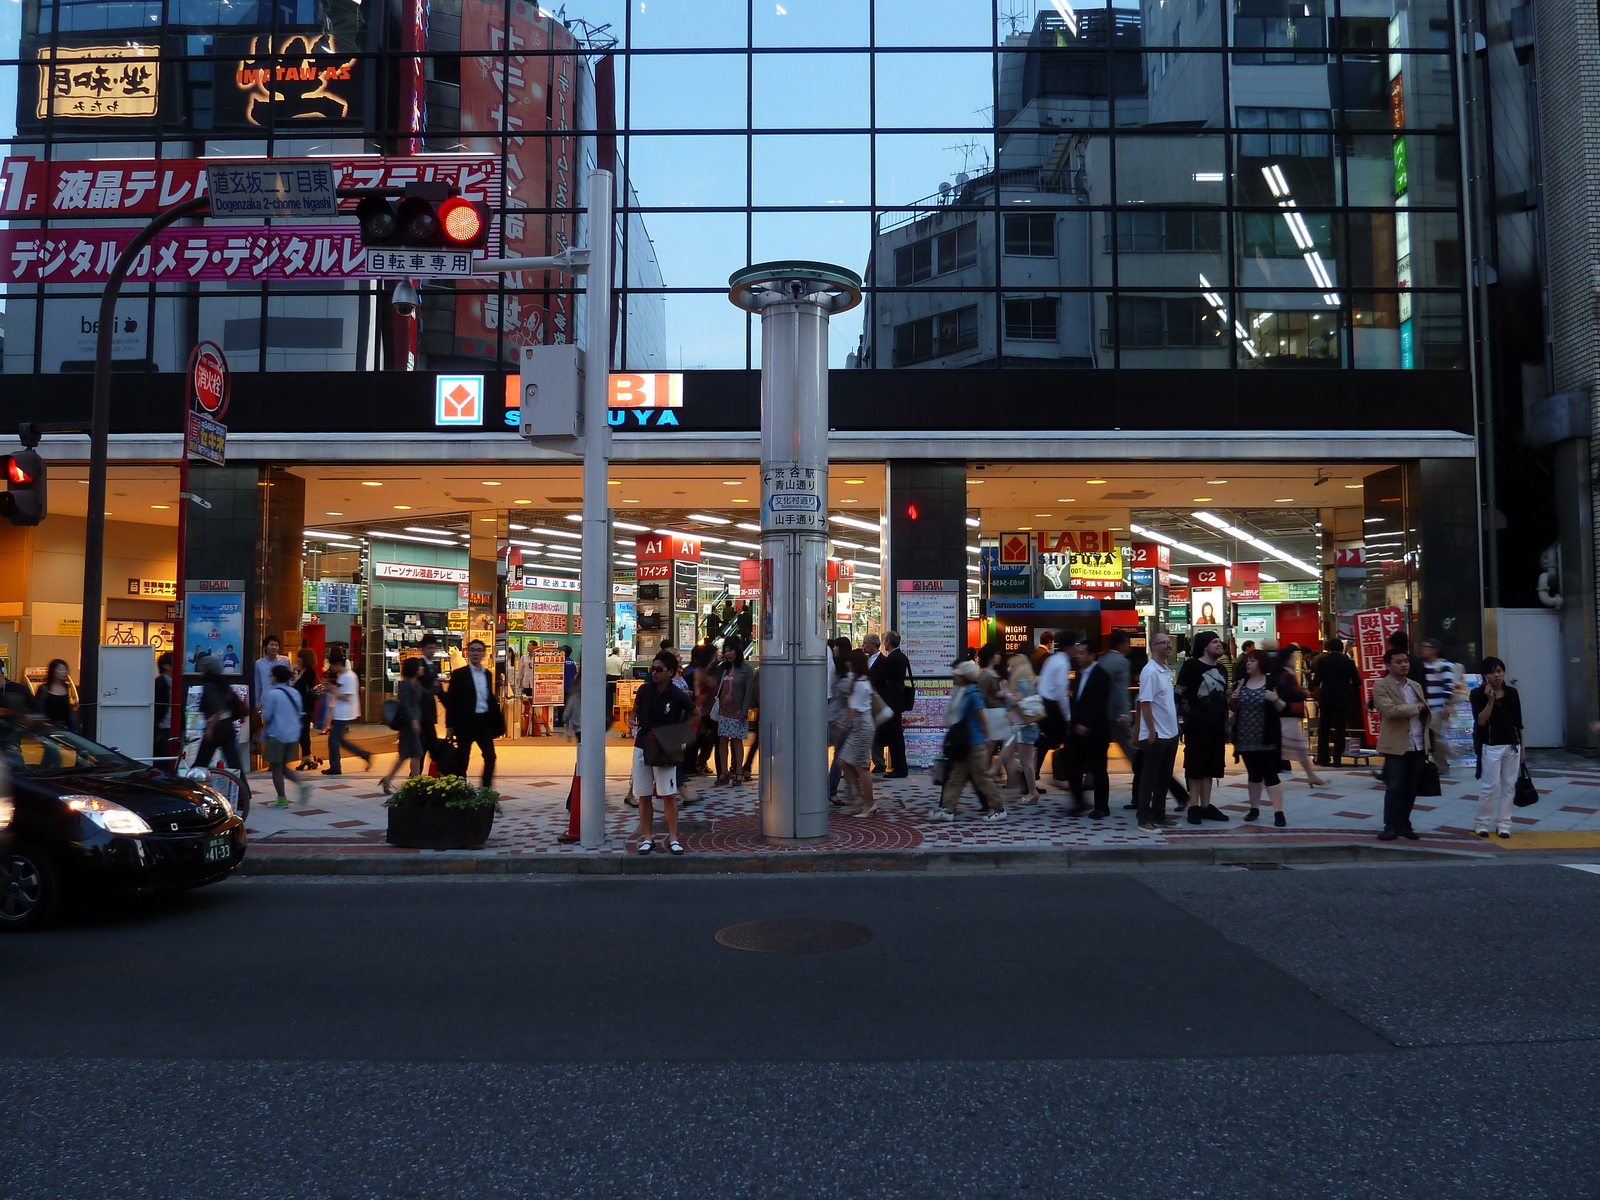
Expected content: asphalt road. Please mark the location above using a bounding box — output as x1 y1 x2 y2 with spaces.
3 863 1598 1199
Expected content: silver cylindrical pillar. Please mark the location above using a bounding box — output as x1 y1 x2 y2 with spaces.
729 262 862 841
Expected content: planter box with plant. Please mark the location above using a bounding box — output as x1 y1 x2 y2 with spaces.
384 775 501 849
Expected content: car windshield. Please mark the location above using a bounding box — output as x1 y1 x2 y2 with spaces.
0 722 137 776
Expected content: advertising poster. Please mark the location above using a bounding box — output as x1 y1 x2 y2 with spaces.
532 647 567 706
1189 586 1226 631
903 680 952 771
183 593 244 673
1069 548 1124 593
897 583 960 679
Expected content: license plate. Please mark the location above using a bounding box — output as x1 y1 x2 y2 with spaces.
204 836 233 862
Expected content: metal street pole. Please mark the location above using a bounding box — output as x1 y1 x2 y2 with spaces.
80 194 210 739
728 262 861 841
479 169 613 848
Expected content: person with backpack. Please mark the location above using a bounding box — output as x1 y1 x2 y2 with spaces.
379 656 426 794
260 663 309 807
931 659 1005 822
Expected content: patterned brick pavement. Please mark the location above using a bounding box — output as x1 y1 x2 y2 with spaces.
239 743 1600 862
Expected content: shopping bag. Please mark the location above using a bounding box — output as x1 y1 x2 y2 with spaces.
1417 761 1442 797
981 707 1012 741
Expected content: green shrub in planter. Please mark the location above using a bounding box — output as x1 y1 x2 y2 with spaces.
384 775 501 849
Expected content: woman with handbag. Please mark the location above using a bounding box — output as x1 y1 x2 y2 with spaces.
629 650 698 855
1273 653 1327 787
712 639 756 787
999 652 1044 802
1470 656 1524 839
1229 649 1289 826
839 648 880 817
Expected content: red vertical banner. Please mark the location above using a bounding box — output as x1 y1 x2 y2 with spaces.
738 558 761 600
1354 606 1404 742
456 3 581 361
1228 562 1261 602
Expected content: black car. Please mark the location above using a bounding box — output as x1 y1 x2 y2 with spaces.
0 714 246 930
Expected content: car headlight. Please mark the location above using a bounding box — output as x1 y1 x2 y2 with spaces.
62 795 152 836
202 787 234 820
0 796 12 830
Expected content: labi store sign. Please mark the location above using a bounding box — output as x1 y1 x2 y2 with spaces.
35 46 160 119
225 35 361 128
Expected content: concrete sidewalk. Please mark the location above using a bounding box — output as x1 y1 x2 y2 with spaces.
236 732 1600 874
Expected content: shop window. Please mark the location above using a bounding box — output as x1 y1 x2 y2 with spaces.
1236 108 1333 159
1246 308 1341 365
1114 211 1223 253
1003 213 1056 257
894 223 977 285
1114 297 1207 348
1232 0 1327 64
893 305 979 366
1004 298 1058 342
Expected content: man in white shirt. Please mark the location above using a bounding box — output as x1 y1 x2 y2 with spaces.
1136 631 1180 832
1033 634 1073 784
322 651 371 775
445 638 506 785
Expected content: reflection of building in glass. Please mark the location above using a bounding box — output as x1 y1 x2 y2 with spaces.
1 0 662 375
856 1 1460 372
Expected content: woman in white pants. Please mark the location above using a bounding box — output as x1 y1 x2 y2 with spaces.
1469 656 1524 839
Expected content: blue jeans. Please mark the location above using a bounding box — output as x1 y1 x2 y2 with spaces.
1383 750 1425 832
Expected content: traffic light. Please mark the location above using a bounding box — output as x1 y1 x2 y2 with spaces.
356 191 490 250
1 447 46 526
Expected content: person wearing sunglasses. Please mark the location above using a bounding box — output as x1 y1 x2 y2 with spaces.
630 651 697 855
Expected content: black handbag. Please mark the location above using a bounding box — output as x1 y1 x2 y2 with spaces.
643 721 694 766
1417 760 1442 797
1514 763 1540 807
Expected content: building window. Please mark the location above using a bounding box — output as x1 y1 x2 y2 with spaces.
1115 211 1223 253
1248 309 1340 363
1239 211 1334 258
893 305 980 365
1004 298 1058 342
1003 213 1056 257
1115 297 1209 348
1232 0 1327 65
1236 108 1333 158
894 223 977 285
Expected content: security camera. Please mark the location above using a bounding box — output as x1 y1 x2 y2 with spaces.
391 281 420 317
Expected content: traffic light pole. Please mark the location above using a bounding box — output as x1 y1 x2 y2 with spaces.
478 168 613 848
79 186 403 739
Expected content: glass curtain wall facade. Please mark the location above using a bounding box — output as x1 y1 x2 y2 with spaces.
0 0 1466 379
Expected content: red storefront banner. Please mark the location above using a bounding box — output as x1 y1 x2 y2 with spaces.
0 154 500 216
455 1 581 360
635 532 701 563
0 224 380 284
737 558 760 599
1353 605 1404 742
1228 562 1261 602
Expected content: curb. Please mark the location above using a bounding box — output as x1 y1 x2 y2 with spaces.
235 841 1486 877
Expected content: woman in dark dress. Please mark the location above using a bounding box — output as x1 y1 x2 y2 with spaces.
291 648 322 770
379 656 426 794
34 659 78 732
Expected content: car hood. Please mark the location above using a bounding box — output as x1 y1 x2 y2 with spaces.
21 767 226 824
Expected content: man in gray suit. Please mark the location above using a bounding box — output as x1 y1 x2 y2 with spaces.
1100 631 1136 802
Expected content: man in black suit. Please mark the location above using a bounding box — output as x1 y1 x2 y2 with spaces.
1066 638 1112 817
444 638 505 786
869 630 913 778
1311 636 1360 766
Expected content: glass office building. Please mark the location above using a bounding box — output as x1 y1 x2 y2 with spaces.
0 1 1485 715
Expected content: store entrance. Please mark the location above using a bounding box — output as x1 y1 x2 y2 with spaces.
287 462 887 745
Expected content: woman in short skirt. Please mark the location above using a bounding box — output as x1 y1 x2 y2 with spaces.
839 647 877 816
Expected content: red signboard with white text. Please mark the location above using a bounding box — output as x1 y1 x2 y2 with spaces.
1228 562 1261 602
0 154 500 216
635 532 701 563
1128 542 1170 570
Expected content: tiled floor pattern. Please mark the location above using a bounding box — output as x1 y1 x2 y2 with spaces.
241 742 1600 859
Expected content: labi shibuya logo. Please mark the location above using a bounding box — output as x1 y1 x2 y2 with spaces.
499 409 681 427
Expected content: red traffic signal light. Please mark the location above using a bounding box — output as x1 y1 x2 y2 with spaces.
438 198 490 249
1 448 46 526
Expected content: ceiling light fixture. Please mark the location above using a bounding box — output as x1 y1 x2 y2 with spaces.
965 517 981 528
843 479 866 485
405 526 461 537
526 527 583 540
393 505 413 510
687 513 732 525
736 522 762 532
614 521 652 532
1189 511 1319 577
830 514 882 533
513 499 534 505
360 481 383 487
721 480 744 486
365 530 457 547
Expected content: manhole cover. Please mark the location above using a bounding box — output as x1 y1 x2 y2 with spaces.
714 919 873 954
